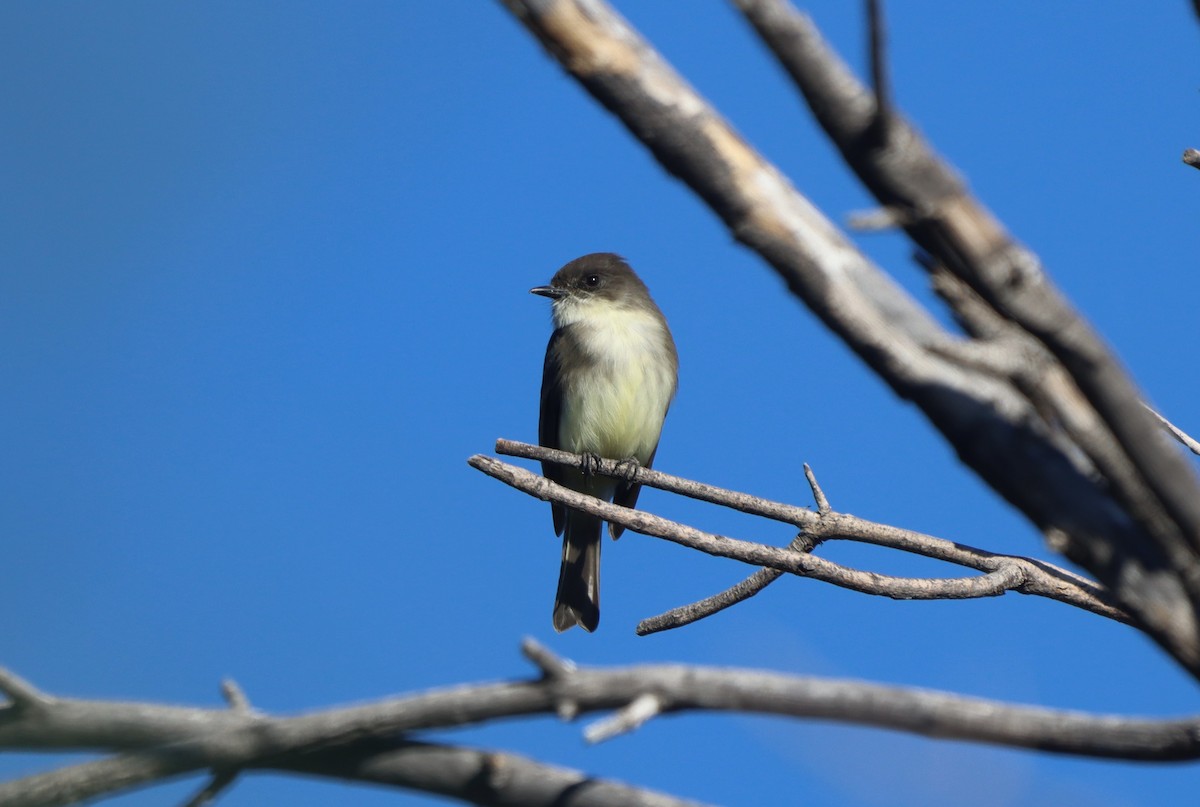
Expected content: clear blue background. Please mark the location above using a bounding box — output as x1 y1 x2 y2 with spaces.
2 2 1198 805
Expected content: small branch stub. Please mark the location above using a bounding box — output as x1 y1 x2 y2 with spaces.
220 679 252 714
522 637 580 720
521 637 576 679
0 668 49 709
585 693 664 743
180 771 238 807
804 464 831 514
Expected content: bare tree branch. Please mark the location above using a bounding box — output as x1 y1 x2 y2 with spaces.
737 0 1200 546
1184 148 1200 169
495 0 1200 675
477 444 1129 625
5 736 708 807
474 454 1026 602
4 640 1200 806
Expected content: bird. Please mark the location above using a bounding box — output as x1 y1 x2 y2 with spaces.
531 253 678 632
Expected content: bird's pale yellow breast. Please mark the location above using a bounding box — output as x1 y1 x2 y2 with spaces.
555 299 675 463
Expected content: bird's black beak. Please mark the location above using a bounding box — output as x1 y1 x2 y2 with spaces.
530 285 566 299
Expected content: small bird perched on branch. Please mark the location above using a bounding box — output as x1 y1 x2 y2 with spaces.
531 253 678 632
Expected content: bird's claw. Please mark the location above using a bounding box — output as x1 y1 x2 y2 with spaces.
614 457 642 482
580 452 602 476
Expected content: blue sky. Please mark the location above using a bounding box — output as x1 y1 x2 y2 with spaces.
2 2 1198 805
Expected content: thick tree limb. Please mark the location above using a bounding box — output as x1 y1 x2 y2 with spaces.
733 0 1200 652
495 0 1200 675
4 641 1200 806
736 0 1200 550
478 443 1129 625
3 738 706 807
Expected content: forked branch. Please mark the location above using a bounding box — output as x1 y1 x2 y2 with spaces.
477 441 1129 628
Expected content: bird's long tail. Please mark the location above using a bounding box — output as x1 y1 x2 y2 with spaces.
553 511 601 632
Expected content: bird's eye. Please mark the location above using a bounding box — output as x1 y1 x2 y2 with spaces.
584 274 601 288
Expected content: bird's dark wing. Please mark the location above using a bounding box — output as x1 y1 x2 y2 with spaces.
539 327 569 536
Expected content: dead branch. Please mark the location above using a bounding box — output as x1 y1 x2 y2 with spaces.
4 640 1200 806
732 0 1200 659
476 444 1129 625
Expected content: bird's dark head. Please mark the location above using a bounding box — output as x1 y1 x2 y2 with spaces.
529 253 647 306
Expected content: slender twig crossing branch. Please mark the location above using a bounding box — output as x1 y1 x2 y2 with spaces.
1144 404 1200 457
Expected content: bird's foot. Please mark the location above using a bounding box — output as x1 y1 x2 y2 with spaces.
614 456 642 482
580 452 603 476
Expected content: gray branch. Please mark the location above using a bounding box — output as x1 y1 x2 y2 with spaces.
477 443 1129 625
4 640 1200 806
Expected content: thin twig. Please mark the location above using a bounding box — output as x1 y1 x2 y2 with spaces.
179 771 237 807
866 0 891 125
637 568 784 635
638 534 816 635
803 463 831 514
220 679 251 714
1144 403 1200 457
